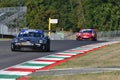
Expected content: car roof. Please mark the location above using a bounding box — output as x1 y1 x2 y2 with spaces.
81 29 92 30
81 29 94 31
19 29 43 34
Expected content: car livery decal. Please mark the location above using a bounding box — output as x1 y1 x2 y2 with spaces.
0 41 119 80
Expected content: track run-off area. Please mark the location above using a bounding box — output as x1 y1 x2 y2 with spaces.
0 40 119 80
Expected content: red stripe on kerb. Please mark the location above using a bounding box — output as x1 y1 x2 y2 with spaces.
5 68 36 72
38 53 85 70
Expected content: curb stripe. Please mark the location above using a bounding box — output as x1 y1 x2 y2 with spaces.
0 78 16 80
21 63 49 66
13 65 44 69
66 50 85 53
48 55 72 58
26 61 54 64
6 68 36 72
38 53 85 71
34 59 59 62
38 58 64 60
63 51 82 54
72 47 91 50
69 49 91 52
54 53 74 56
45 56 67 59
0 74 20 79
0 71 31 76
55 52 79 55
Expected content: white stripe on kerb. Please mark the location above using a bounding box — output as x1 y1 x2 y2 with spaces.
0 78 16 80
65 50 84 53
38 57 63 60
13 65 44 69
70 49 90 51
55 53 76 55
26 61 54 64
0 71 31 76
48 55 71 58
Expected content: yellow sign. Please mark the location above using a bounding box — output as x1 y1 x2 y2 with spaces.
48 18 58 37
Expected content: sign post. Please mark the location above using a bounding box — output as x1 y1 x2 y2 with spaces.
48 18 58 37
48 18 51 37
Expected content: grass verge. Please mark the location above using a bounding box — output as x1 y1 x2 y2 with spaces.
30 71 120 80
30 43 120 80
0 38 11 40
53 43 120 68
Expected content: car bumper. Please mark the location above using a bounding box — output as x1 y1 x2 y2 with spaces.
77 36 96 41
13 42 45 50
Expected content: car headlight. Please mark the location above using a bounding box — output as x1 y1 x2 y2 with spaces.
39 40 43 43
78 33 81 36
92 34 95 36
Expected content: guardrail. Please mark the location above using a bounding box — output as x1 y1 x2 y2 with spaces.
0 34 14 38
0 30 120 41
97 31 120 41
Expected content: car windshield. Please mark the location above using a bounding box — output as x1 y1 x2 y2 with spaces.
18 32 43 37
82 30 92 33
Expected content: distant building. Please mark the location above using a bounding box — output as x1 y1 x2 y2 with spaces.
0 7 26 35
0 24 8 34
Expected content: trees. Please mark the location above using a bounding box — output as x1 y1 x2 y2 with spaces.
0 0 119 31
83 0 120 31
25 0 81 31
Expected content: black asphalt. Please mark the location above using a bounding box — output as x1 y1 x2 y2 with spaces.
0 40 103 70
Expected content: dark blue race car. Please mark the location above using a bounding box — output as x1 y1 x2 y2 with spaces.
11 29 50 51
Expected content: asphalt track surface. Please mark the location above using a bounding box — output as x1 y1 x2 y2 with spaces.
0 40 104 70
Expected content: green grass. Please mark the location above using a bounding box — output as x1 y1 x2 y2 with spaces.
29 43 120 80
0 38 11 40
30 71 120 80
53 43 120 69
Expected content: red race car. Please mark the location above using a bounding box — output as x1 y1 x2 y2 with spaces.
76 29 97 41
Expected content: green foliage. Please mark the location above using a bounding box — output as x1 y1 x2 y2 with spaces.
83 0 120 31
0 0 120 31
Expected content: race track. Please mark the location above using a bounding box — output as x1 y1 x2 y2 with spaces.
0 40 103 70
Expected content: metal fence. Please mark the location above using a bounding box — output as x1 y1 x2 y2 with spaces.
50 30 120 41
97 30 120 41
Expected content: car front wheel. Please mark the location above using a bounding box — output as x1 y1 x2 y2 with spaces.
11 43 16 51
44 40 50 52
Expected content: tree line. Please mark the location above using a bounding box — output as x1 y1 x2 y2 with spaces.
0 0 120 31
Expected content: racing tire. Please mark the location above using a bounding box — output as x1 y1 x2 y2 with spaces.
76 37 81 41
11 43 21 51
93 38 97 41
76 38 79 40
11 43 17 51
94 39 97 41
44 39 50 52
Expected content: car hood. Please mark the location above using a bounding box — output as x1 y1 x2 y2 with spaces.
81 33 92 37
17 37 42 43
